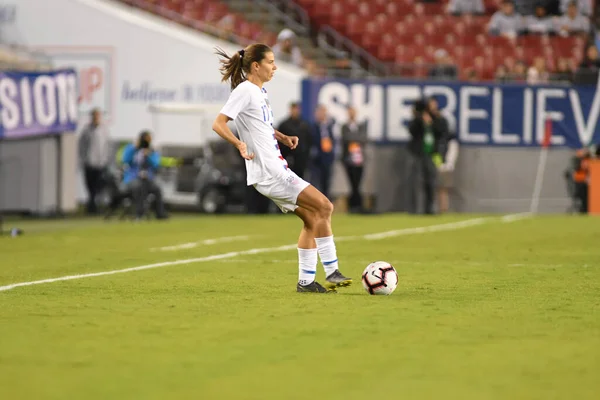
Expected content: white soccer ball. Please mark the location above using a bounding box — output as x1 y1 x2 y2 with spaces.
361 261 398 295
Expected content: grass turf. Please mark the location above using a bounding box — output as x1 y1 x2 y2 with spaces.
0 213 599 399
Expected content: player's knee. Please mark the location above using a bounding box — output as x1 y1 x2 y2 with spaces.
318 198 334 219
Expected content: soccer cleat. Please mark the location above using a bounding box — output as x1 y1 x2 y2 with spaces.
297 281 336 293
325 270 353 289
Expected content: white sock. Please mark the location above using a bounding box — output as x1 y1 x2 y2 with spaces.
315 235 339 277
298 248 317 286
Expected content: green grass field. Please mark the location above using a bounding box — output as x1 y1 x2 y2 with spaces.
1 213 599 399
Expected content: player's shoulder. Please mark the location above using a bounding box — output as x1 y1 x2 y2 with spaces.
234 80 257 92
232 81 262 100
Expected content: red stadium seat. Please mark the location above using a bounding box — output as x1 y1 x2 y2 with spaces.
125 0 597 82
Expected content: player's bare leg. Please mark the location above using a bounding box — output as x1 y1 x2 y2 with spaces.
294 206 333 293
438 188 449 214
296 185 352 289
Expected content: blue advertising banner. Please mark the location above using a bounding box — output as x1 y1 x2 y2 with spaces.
301 78 600 148
0 69 78 139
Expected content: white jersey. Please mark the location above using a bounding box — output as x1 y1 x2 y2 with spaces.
220 80 288 185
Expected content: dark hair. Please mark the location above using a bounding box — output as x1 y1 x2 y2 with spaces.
215 44 273 90
414 99 427 113
138 130 152 149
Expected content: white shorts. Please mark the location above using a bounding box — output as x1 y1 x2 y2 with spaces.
253 170 310 213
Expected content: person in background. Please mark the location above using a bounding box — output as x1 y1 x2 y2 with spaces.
310 104 336 200
428 49 459 81
527 57 550 84
78 108 110 215
578 44 600 70
570 146 597 213
271 28 304 68
487 1 522 39
278 102 312 180
340 106 368 213
407 99 443 215
552 57 574 82
121 131 168 220
428 97 459 214
525 4 555 35
446 0 485 15
574 44 600 84
556 1 590 36
560 0 592 17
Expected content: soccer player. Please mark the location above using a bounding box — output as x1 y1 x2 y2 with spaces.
212 44 352 293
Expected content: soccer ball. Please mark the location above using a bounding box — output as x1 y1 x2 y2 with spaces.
361 261 398 295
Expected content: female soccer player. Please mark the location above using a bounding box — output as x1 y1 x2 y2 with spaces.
212 44 352 293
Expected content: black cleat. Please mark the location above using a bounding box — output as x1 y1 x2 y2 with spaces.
297 281 336 293
325 270 353 289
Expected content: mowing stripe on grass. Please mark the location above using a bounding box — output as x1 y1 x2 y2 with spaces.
150 235 251 252
0 215 527 292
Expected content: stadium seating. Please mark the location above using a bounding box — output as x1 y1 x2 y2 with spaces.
118 0 595 81
119 0 276 46
295 0 593 80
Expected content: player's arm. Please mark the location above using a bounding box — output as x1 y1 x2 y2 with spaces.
212 113 254 160
274 129 298 150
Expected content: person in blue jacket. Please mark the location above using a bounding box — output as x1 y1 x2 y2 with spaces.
121 131 168 219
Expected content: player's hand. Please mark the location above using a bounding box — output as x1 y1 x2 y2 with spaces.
237 142 255 160
284 136 299 150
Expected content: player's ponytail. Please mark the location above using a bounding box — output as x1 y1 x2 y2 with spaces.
215 44 273 90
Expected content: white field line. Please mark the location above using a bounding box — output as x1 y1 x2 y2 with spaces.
0 215 527 292
150 235 251 252
501 212 533 223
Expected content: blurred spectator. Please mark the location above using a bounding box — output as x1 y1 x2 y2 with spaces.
527 57 550 84
447 0 485 15
467 55 486 80
428 49 459 80
503 56 517 73
488 1 523 39
341 106 368 213
310 105 336 199
510 60 528 81
578 44 600 69
570 147 596 213
429 97 458 214
216 15 237 42
78 108 110 215
465 68 480 81
525 4 555 34
272 28 303 68
574 44 600 83
407 100 443 215
332 57 353 78
277 102 312 180
495 64 511 82
560 0 592 17
556 1 591 36
552 57 574 82
121 131 168 220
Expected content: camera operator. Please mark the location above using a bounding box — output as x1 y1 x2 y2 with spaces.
121 131 168 220
407 99 444 214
